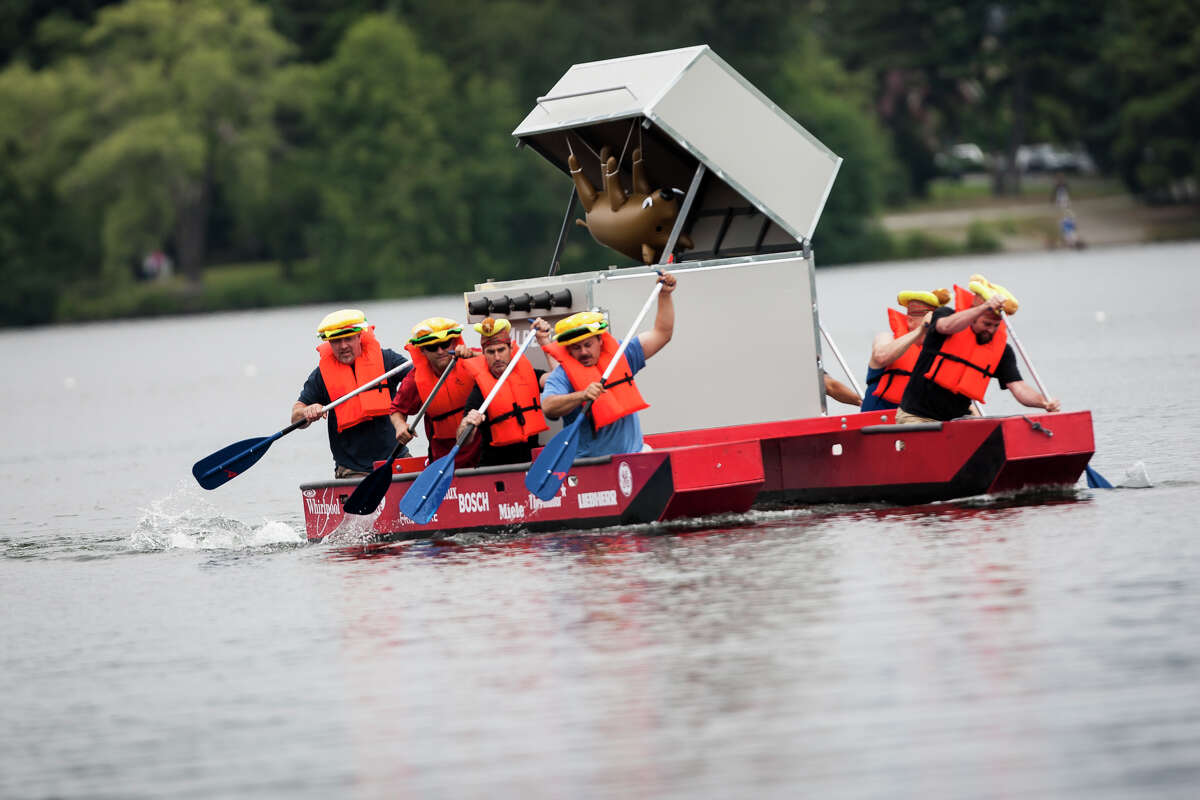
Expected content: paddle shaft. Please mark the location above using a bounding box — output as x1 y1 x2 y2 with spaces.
819 321 863 399
204 359 413 479
570 279 664 420
1002 317 1052 400
1001 315 1109 486
604 279 663 384
398 331 541 525
453 326 544 443
302 359 413 428
343 354 464 515
382 352 459 460
478 326 540 413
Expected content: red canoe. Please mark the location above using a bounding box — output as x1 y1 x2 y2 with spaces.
301 410 1093 541
301 439 765 541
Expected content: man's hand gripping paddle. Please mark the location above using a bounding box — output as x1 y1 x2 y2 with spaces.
342 355 460 515
525 276 665 502
1002 316 1112 489
395 331 542 525
192 360 413 490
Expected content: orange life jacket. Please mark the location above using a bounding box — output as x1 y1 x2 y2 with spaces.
953 284 976 314
472 355 549 446
871 308 921 404
542 332 649 429
316 327 392 432
403 338 482 439
924 286 1008 402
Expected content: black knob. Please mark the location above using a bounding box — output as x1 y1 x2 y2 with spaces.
530 291 552 309
468 297 491 316
550 289 573 308
510 293 532 312
491 295 512 314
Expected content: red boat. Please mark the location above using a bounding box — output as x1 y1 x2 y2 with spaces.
646 409 1095 506
300 47 1099 540
302 440 765 541
302 409 1093 541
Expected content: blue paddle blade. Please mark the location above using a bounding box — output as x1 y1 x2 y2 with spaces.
192 436 275 490
524 416 585 501
1085 465 1113 489
398 447 460 525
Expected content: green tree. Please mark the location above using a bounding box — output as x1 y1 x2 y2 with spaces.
0 58 101 322
301 15 464 297
53 0 293 283
1102 0 1200 198
0 157 92 325
773 27 900 264
302 14 550 297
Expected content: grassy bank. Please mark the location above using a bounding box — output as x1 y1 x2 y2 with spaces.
900 174 1126 212
49 177 1197 324
56 260 335 322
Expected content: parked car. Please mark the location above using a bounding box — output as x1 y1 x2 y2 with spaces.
1016 143 1097 175
935 142 989 176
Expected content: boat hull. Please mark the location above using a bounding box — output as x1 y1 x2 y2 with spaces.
300 440 765 541
300 411 1094 541
645 410 1095 505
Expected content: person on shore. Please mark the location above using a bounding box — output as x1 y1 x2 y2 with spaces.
541 271 677 457
457 317 553 467
861 288 951 413
389 317 482 467
896 277 1059 423
292 309 410 478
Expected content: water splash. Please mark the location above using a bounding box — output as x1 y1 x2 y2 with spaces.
129 485 305 551
1118 460 1153 489
319 511 386 546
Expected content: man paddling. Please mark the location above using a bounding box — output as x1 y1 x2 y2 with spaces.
896 276 1060 423
389 317 483 467
458 317 553 466
292 309 411 478
861 288 951 413
540 271 677 457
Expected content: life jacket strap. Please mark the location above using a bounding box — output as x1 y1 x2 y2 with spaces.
932 351 995 378
602 372 635 391
487 400 541 427
428 404 466 423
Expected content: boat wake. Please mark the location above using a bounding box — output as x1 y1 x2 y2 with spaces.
129 483 306 552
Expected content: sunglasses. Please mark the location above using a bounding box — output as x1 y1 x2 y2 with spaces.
422 340 456 352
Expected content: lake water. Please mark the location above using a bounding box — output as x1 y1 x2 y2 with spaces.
3 242 1198 799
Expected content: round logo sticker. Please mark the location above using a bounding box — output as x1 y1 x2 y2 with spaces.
303 489 316 498
618 461 634 497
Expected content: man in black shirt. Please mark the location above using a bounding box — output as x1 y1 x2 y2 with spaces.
292 309 410 477
897 291 1059 423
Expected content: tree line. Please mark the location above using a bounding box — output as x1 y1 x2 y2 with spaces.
1 0 1196 326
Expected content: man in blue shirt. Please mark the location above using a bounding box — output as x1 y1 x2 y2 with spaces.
541 272 677 457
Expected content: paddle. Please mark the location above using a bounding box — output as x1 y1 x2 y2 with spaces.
526 277 665 502
192 360 414 490
819 321 864 399
1003 316 1112 489
343 354 460 515
396 331 542 525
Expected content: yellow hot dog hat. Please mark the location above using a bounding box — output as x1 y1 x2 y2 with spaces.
968 274 1019 315
317 309 369 340
897 288 951 308
473 317 512 343
409 317 463 346
554 311 608 345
